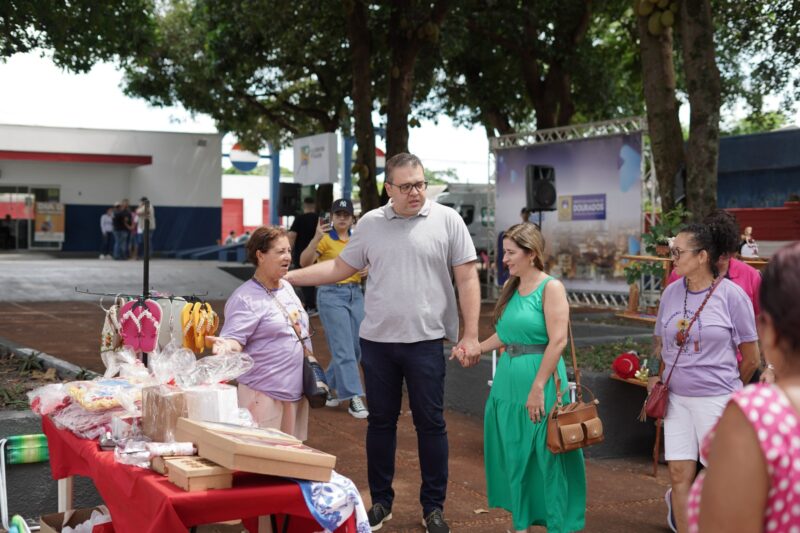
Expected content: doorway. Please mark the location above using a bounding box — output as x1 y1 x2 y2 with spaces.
0 186 61 250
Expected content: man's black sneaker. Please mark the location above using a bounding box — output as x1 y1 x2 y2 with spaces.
422 509 450 533
367 503 392 531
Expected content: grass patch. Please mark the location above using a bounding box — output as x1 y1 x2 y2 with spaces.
575 337 653 372
0 347 61 411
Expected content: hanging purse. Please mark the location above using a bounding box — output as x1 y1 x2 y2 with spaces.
546 321 605 454
640 278 720 421
300 351 329 409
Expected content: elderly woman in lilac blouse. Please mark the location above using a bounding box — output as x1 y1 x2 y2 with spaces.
206 226 312 440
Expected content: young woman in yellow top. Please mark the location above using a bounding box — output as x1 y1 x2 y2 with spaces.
300 198 368 418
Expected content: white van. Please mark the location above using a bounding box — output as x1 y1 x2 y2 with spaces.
435 183 493 254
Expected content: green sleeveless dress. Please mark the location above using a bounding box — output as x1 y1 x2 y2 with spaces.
484 278 586 532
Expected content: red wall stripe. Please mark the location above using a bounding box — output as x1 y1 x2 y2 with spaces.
0 150 152 165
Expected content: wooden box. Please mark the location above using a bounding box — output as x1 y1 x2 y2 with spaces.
151 455 187 475
164 456 233 492
175 418 336 482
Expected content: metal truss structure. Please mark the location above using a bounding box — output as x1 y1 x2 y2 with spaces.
483 117 655 310
489 117 647 151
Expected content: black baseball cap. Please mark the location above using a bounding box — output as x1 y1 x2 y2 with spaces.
331 198 354 215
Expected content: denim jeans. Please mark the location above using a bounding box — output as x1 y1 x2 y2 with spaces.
360 338 448 515
316 283 365 401
112 230 128 259
101 232 113 256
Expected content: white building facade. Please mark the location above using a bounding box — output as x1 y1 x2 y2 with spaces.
0 124 222 252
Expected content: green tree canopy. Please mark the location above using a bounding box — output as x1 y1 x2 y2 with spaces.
0 0 154 70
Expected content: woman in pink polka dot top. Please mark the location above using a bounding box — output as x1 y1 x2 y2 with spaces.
688 242 800 532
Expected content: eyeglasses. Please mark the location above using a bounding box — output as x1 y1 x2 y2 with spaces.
387 180 428 194
670 247 700 260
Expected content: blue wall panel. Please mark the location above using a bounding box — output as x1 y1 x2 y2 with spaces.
718 130 800 208
63 204 221 253
719 168 800 208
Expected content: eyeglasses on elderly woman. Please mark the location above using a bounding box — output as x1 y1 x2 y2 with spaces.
670 247 700 260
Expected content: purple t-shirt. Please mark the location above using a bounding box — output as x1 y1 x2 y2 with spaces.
220 279 310 401
655 277 758 397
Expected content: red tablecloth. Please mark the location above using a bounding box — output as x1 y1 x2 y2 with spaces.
42 417 357 533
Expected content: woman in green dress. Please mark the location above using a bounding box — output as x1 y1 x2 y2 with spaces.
476 222 585 532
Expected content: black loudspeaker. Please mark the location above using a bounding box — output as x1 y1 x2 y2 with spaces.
279 183 303 216
525 164 557 211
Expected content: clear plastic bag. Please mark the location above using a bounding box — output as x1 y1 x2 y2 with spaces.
148 340 197 385
52 403 125 440
101 346 138 378
28 383 70 415
175 351 254 388
66 379 141 412
113 439 152 468
114 385 143 416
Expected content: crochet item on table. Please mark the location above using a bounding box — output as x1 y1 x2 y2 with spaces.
293 470 371 533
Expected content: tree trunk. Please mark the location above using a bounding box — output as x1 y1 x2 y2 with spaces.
344 0 379 211
680 0 721 221
385 46 414 157
637 15 684 213
385 0 449 158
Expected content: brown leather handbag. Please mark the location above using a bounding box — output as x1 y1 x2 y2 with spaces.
546 322 605 454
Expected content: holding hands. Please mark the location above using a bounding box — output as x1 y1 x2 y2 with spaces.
450 338 481 368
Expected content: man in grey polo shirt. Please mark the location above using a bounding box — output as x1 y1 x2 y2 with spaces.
285 153 481 533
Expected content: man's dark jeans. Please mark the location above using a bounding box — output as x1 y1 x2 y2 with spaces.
360 338 448 516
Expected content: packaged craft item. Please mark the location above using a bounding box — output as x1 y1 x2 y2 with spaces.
51 403 124 440
185 384 239 423
110 414 142 441
148 340 197 384
142 385 187 442
67 379 140 412
175 351 253 388
28 383 70 416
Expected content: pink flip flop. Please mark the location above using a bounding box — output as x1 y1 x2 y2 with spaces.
118 300 142 351
138 299 162 353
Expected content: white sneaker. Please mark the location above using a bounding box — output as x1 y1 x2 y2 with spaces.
325 391 340 408
99 254 105 259
348 397 369 419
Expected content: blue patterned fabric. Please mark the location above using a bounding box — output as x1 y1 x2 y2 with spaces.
294 470 371 533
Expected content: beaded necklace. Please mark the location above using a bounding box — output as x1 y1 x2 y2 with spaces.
676 277 718 347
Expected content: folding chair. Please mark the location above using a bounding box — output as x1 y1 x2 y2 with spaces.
1 434 50 532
